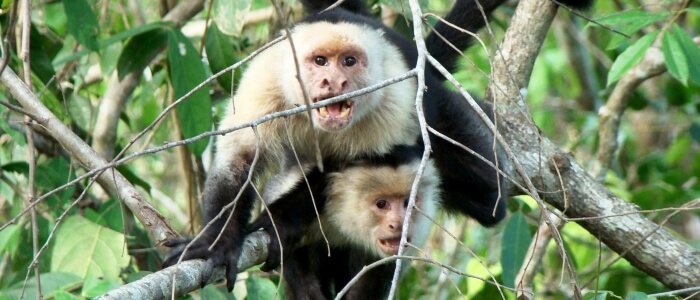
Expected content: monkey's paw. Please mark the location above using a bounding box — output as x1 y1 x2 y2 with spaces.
162 234 243 292
247 216 285 272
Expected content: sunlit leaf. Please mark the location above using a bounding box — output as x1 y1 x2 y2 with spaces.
607 31 657 87
50 216 130 280
670 25 700 85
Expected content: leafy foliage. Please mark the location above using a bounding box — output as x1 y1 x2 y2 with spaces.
0 0 698 299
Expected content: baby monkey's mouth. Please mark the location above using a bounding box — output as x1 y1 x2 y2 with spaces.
377 236 412 256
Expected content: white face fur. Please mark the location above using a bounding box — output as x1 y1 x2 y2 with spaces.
324 160 440 257
281 22 396 132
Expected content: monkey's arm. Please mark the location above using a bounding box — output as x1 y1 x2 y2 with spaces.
161 57 278 290
247 168 328 271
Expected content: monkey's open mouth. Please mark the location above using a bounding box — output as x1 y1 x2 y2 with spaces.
315 97 354 119
378 236 411 255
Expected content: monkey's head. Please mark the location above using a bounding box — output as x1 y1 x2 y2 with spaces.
325 160 440 257
283 22 398 132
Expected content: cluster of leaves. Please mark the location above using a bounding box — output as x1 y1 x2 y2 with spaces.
0 0 699 299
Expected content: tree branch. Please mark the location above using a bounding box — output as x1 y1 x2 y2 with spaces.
490 0 700 292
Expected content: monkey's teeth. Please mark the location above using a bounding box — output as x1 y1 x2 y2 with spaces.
338 101 352 118
319 106 328 117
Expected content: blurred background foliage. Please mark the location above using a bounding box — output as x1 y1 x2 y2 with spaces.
0 0 699 299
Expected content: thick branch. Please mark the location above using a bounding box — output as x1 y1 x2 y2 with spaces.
490 0 700 292
95 232 269 300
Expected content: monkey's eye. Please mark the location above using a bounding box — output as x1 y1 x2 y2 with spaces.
376 199 388 209
403 198 409 208
314 56 327 66
343 56 357 66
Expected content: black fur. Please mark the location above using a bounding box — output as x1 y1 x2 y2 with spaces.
248 145 424 299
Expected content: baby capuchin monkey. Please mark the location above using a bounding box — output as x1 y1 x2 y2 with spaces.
248 144 439 299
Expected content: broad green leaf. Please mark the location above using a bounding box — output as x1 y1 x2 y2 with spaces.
0 272 82 300
212 0 252 36
594 10 667 50
245 277 279 300
62 0 99 52
167 29 213 156
205 23 242 93
607 31 657 87
500 212 532 289
117 26 170 80
50 216 130 280
662 27 689 84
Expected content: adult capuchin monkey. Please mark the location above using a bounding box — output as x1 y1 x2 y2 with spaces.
248 144 439 299
162 0 595 291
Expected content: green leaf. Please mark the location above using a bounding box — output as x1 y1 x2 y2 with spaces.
245 277 279 300
662 27 689 84
117 26 170 80
167 29 213 156
0 224 21 258
205 23 241 92
671 25 700 86
62 0 100 52
50 215 130 280
607 31 657 87
500 212 532 289
0 272 82 300
594 10 667 50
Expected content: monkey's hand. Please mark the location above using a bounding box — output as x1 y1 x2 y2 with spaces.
161 230 244 292
247 215 288 272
